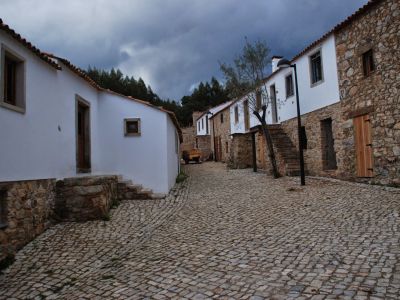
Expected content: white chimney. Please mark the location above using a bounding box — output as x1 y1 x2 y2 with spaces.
271 56 283 73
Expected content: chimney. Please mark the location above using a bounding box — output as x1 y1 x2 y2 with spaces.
192 111 203 126
271 55 283 73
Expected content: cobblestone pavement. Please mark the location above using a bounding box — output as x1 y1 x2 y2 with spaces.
1 162 400 299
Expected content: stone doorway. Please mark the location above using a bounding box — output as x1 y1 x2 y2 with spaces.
321 118 337 170
76 96 91 173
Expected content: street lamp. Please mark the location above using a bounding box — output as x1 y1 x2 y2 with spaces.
277 58 305 185
207 111 217 162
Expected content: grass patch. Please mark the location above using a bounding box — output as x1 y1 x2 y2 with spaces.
176 171 188 183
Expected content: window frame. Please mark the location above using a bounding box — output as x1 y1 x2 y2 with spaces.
362 49 375 77
309 49 324 87
124 118 141 136
285 73 294 98
234 106 239 124
0 44 26 114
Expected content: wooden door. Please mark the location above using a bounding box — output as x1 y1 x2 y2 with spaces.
243 100 250 131
353 114 373 177
257 133 266 169
321 118 337 170
77 101 91 171
270 85 278 123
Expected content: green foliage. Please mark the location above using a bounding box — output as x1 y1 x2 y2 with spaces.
179 77 230 126
220 38 271 110
85 67 230 127
176 170 188 183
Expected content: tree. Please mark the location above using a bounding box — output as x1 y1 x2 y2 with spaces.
220 38 280 178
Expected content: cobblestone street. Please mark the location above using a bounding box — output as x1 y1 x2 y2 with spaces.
1 162 400 299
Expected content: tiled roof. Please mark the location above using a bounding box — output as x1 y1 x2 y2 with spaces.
229 0 384 107
101 89 183 142
0 19 182 141
291 0 383 62
196 101 234 121
0 19 61 70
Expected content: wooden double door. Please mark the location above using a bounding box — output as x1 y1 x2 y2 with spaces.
353 114 373 177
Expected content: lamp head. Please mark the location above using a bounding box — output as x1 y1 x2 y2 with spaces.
277 58 292 69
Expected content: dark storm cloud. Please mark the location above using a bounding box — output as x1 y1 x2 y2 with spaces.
1 0 368 100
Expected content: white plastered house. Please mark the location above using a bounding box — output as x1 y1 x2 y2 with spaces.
0 19 182 194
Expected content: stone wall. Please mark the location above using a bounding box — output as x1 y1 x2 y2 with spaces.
181 126 196 153
211 108 232 162
195 135 212 161
335 0 400 186
229 133 253 169
0 179 56 262
55 176 118 222
280 102 345 178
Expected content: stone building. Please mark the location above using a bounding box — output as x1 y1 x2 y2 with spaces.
334 0 400 186
0 19 182 263
210 104 233 162
195 102 233 161
228 0 399 187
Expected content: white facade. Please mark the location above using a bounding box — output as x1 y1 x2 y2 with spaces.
230 34 340 134
196 101 233 136
0 29 181 194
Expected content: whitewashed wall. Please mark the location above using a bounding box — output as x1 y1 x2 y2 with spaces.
97 92 171 193
166 116 180 191
196 114 210 136
0 32 99 182
230 34 340 133
0 30 180 194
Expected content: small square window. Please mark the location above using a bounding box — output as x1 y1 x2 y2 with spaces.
124 118 141 136
1 45 26 113
285 74 294 98
362 49 375 77
310 50 323 85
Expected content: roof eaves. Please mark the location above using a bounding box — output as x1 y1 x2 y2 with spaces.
0 19 61 70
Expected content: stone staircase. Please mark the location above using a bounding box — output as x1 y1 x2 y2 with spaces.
117 177 165 200
267 124 307 176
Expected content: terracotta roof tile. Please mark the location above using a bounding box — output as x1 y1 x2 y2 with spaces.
0 19 61 70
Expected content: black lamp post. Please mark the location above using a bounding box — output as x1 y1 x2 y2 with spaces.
207 111 217 162
277 58 305 185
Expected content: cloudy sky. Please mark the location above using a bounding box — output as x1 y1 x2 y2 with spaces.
1 0 368 101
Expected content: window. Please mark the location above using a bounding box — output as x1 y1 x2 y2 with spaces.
220 113 224 123
234 106 239 124
225 141 229 153
243 100 250 131
201 118 204 129
206 116 209 134
0 189 7 229
124 118 141 136
198 121 200 132
285 74 294 98
256 91 262 110
310 50 323 85
1 45 25 113
362 49 375 77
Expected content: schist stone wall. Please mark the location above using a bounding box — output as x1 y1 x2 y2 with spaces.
55 176 118 222
1 175 119 263
280 102 344 178
229 133 253 169
0 179 56 263
335 0 400 186
212 109 232 162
